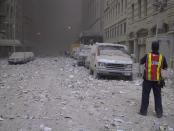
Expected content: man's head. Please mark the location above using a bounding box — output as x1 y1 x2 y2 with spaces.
152 41 159 52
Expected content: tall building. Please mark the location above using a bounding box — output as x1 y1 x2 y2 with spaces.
0 0 35 57
82 0 104 35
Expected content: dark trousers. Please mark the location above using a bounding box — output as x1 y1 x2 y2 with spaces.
140 80 163 115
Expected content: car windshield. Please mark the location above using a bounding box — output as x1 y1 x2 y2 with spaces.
98 45 127 56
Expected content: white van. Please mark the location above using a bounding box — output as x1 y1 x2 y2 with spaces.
89 43 133 80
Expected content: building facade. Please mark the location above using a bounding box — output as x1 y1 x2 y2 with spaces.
127 0 174 68
0 0 35 57
104 0 128 45
103 0 174 68
82 0 104 35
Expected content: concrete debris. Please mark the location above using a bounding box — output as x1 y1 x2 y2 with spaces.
154 120 160 131
40 124 52 131
168 127 174 131
134 79 142 86
0 57 173 131
69 75 74 78
0 117 4 121
153 121 174 131
112 118 125 126
119 91 126 94
64 116 72 119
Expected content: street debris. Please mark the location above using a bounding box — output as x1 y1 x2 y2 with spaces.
40 124 52 131
153 120 174 131
0 117 4 121
0 57 173 131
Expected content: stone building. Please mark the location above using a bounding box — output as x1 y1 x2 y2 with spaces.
103 0 174 68
82 0 104 36
0 0 35 57
127 0 174 68
103 0 128 45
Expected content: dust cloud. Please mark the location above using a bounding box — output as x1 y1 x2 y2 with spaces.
30 0 83 56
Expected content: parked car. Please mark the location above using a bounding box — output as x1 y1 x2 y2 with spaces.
77 45 91 66
70 47 80 59
89 43 133 80
8 52 34 64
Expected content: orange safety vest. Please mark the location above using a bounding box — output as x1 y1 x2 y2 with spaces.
145 53 163 81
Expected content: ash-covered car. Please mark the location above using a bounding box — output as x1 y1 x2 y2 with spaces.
77 45 91 66
8 52 34 64
70 47 80 59
89 43 133 80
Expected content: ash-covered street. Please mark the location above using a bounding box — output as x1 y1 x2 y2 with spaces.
0 57 174 131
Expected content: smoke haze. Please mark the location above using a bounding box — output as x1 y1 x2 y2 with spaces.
30 0 83 56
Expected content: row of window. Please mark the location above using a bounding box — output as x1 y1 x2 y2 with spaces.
104 0 127 22
131 0 168 22
131 0 147 22
105 22 126 39
88 0 100 20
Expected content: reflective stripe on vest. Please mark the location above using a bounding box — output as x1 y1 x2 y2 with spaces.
146 53 163 81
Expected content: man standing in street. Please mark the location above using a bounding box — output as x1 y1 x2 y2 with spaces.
139 41 168 118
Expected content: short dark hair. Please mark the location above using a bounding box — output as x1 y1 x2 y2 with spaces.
152 41 159 51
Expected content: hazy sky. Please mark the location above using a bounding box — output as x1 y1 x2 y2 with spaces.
29 0 83 56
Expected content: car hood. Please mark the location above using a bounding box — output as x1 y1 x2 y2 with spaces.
96 55 133 64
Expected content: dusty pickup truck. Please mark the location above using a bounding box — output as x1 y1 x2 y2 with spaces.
89 43 133 80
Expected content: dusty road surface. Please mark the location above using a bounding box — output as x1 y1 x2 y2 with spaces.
0 57 173 131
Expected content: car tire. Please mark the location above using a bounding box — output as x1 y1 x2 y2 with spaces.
127 75 133 81
93 70 100 79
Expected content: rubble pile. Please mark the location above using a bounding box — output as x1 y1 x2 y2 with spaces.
0 57 173 131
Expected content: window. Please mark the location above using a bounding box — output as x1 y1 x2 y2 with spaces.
110 28 112 38
124 22 126 34
121 0 124 12
116 4 118 17
112 27 114 38
117 26 119 36
109 10 111 20
125 0 127 8
138 0 142 18
107 29 109 39
115 26 117 37
120 24 123 35
132 4 134 22
105 30 107 38
144 0 147 16
118 2 120 15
